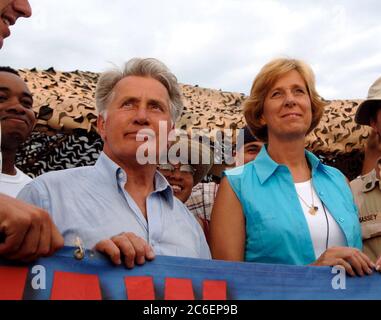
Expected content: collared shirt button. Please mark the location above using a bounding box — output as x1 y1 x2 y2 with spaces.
319 191 324 196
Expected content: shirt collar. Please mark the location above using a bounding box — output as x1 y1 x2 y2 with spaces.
154 170 174 208
94 152 121 187
94 152 174 207
254 144 322 185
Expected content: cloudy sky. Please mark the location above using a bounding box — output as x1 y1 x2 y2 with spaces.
0 0 380 99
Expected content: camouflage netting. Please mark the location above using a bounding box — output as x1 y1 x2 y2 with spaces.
15 68 370 181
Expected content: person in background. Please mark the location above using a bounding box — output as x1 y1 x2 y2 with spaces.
234 125 264 167
0 66 35 197
158 137 213 235
186 126 263 233
0 0 64 261
210 58 373 277
360 129 381 176
350 76 381 271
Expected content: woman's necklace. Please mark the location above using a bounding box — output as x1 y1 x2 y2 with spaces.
296 180 318 215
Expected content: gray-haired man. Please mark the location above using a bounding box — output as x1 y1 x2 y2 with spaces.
18 58 211 268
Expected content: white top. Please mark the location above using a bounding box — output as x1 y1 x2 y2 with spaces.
0 167 32 197
295 180 346 259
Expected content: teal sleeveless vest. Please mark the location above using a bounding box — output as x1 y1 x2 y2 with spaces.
225 146 362 265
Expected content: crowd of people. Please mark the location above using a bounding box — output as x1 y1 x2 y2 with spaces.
1 0 381 279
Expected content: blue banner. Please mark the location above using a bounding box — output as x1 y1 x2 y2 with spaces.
0 247 380 300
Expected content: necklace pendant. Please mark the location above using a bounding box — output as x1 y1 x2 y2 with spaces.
309 206 318 215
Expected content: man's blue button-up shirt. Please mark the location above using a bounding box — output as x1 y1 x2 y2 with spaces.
18 152 211 259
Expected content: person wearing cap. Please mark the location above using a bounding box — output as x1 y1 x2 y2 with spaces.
351 76 381 271
158 137 213 204
233 125 264 167
185 126 263 237
158 137 213 234
0 0 64 262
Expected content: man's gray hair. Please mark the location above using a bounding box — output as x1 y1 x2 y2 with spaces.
95 58 183 122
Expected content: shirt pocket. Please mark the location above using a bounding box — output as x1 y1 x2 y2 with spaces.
362 219 381 240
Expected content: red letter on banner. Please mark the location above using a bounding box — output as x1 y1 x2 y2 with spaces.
0 266 28 300
125 276 155 300
164 278 194 300
203 280 227 300
50 271 102 300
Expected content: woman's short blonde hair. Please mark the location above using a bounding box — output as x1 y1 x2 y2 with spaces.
243 58 327 142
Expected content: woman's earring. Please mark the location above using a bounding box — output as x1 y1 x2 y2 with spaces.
260 117 266 126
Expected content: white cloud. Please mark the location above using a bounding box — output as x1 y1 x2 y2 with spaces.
0 0 380 99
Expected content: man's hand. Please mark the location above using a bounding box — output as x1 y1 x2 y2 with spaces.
95 232 155 269
0 193 64 261
311 246 375 277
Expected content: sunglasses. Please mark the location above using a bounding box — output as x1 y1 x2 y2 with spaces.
157 163 195 175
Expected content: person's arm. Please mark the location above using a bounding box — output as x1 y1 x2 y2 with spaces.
209 177 245 261
0 193 64 261
311 247 375 277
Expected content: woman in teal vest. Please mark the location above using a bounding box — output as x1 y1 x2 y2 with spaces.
210 58 375 277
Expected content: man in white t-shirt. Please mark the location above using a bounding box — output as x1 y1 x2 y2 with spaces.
0 66 35 197
0 0 63 262
0 166 32 196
